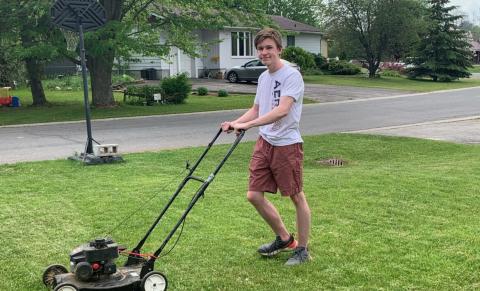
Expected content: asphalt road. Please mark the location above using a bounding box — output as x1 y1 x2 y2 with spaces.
1 87 479 164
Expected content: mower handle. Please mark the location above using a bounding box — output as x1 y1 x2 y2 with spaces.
127 127 245 270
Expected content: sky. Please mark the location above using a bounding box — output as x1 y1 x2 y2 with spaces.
449 0 480 24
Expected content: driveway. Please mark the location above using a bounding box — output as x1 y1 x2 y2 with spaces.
189 79 415 102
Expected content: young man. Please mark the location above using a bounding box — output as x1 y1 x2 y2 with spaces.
221 28 311 266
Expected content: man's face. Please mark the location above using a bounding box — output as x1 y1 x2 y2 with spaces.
256 38 282 68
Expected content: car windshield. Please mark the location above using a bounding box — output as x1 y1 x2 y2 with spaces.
245 60 264 67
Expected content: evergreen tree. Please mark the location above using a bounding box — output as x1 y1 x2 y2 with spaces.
408 0 472 81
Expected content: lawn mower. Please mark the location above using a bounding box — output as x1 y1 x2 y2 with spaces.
42 128 245 291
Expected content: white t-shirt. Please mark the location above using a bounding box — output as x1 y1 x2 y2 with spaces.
254 64 304 146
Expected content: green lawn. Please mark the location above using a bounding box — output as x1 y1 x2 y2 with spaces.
0 88 314 126
1 134 480 290
469 65 480 73
0 89 256 126
304 74 480 92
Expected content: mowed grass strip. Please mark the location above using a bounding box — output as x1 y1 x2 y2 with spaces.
1 134 480 290
304 74 480 92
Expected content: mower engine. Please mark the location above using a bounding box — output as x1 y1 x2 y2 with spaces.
69 238 119 281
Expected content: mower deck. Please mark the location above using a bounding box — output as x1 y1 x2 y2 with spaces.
55 265 143 291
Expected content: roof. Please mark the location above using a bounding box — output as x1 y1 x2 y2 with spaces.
270 15 322 34
470 40 480 52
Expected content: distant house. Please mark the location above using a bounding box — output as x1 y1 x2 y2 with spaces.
471 40 480 64
124 15 327 80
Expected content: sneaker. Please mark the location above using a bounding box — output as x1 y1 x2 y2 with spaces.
258 234 298 257
285 246 311 266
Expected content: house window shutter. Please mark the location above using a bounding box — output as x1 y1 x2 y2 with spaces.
239 32 245 56
231 32 238 56
287 35 295 47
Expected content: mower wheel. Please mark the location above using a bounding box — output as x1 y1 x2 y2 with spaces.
141 271 168 291
42 264 68 288
54 283 78 291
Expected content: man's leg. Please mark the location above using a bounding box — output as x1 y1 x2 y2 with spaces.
247 191 290 240
284 191 311 265
289 191 311 247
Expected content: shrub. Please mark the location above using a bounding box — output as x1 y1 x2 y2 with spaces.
380 62 406 74
197 87 208 96
217 89 228 97
124 84 161 105
326 61 361 75
43 75 83 91
380 69 402 78
160 73 191 104
112 74 135 85
313 54 328 70
281 47 316 70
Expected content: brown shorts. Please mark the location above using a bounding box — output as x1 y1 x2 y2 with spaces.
248 136 303 196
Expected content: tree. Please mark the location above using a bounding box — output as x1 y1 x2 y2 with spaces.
326 0 424 78
71 0 269 107
408 0 472 81
0 37 23 88
0 1 60 106
265 0 325 27
460 20 480 42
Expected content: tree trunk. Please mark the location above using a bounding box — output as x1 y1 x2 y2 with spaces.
86 0 124 107
367 60 379 78
88 51 116 107
25 58 48 106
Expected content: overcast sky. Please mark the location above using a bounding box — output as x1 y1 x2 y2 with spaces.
450 0 480 24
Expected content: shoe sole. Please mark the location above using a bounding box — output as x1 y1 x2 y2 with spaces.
285 255 312 266
258 240 298 257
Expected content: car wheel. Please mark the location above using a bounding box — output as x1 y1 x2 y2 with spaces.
227 72 239 83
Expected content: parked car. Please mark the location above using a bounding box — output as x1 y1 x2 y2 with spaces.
224 59 299 83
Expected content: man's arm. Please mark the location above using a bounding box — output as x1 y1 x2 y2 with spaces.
221 104 259 132
233 96 294 131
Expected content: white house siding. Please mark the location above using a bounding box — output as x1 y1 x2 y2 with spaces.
219 29 257 73
199 30 220 76
320 39 328 58
120 55 164 79
293 33 321 55
170 48 195 77
124 29 326 78
126 57 163 71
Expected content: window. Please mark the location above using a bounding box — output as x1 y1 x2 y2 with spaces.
287 35 295 47
231 32 254 57
245 60 264 67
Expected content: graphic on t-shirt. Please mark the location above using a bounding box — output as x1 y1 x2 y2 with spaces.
272 90 281 107
274 80 281 89
272 80 281 108
271 79 282 131
271 119 282 131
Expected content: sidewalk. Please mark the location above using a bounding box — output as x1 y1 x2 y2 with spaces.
349 116 480 144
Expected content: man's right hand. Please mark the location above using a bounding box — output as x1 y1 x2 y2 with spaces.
221 121 234 133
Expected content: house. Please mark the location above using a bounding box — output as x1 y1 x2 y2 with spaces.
125 15 327 80
471 40 480 64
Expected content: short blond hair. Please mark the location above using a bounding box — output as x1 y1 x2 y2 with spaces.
254 28 283 49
